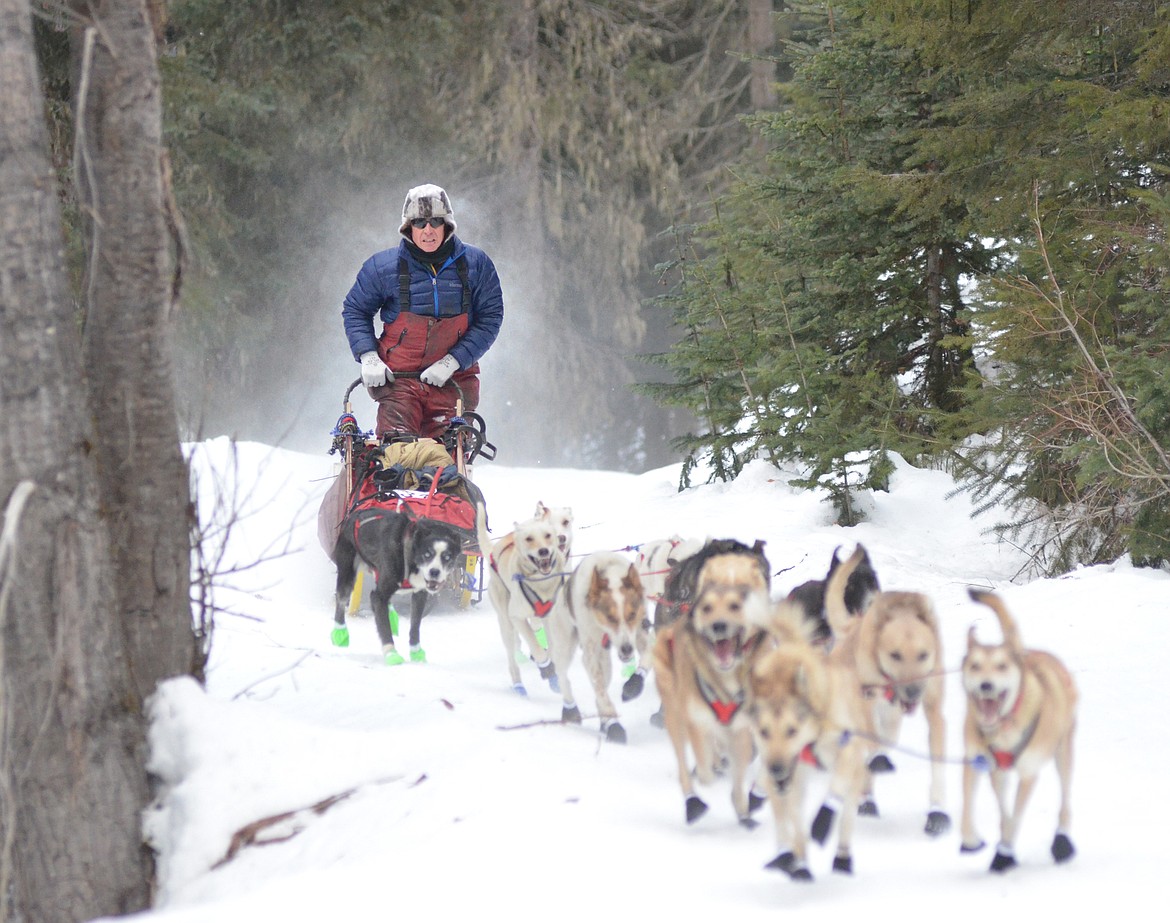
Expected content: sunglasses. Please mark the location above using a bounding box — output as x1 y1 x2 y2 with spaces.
410 217 447 229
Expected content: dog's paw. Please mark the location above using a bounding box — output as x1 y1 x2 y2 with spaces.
621 671 645 701
738 815 759 831
537 659 559 692
990 845 1017 873
603 720 627 744
410 647 427 663
1051 832 1075 864
685 795 708 824
649 708 665 729
925 810 951 837
330 626 350 648
858 798 879 817
960 838 986 854
512 683 528 697
811 803 837 844
561 704 582 724
765 851 812 881
832 853 854 875
384 649 406 666
868 753 896 774
748 787 767 815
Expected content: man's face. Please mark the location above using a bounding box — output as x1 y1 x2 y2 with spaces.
410 217 446 253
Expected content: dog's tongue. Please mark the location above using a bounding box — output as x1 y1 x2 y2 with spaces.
714 637 737 668
977 695 1002 723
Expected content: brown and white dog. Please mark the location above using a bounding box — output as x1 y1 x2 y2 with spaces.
653 580 771 825
826 545 951 836
545 550 648 743
960 588 1078 872
746 616 874 880
477 504 567 696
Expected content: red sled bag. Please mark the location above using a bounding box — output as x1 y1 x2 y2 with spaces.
386 481 477 532
356 465 477 535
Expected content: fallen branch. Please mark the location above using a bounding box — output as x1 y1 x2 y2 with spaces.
213 773 412 868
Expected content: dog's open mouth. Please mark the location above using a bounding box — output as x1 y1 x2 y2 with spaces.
424 577 444 592
974 690 1008 725
702 632 745 671
529 554 555 576
896 684 923 715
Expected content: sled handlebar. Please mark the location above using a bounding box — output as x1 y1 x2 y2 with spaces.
346 372 464 403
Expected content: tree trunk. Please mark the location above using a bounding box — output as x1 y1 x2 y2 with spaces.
70 0 196 702
0 0 196 919
748 0 777 112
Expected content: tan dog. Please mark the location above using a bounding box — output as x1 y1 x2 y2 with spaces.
746 618 874 880
545 551 648 743
653 581 771 825
960 589 1078 872
826 545 951 836
476 504 567 696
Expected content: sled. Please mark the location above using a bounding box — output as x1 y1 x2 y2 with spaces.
317 376 496 611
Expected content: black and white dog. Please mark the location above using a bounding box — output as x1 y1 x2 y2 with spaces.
785 545 880 648
331 508 464 664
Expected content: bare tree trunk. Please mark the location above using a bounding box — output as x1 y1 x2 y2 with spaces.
70 0 197 700
0 0 196 918
748 0 777 111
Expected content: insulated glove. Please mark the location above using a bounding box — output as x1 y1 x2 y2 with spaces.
420 353 460 387
360 351 392 388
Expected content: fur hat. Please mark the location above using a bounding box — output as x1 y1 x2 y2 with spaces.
399 183 456 238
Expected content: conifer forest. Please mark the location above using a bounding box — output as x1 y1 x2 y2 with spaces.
33 0 1170 572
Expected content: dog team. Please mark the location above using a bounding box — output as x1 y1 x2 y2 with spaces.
331 497 1078 880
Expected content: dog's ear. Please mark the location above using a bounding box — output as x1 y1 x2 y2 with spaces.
913 596 941 633
534 501 548 518
966 624 979 652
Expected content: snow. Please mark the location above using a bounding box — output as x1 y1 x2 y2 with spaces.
94 436 1167 921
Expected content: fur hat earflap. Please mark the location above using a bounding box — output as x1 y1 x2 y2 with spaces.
400 183 456 237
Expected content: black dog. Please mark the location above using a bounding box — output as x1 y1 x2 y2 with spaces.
331 509 464 664
786 545 880 647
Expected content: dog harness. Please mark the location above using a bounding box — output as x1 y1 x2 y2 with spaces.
514 573 565 618
983 687 1039 769
694 671 744 726
349 511 423 590
800 743 825 769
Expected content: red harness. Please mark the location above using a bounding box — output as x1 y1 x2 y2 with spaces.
985 687 1038 769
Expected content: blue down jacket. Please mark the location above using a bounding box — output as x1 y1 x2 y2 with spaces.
341 236 504 372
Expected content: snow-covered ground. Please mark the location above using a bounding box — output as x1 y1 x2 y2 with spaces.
96 437 1167 921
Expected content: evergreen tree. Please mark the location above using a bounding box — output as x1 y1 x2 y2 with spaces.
645 1 992 521
892 0 1170 571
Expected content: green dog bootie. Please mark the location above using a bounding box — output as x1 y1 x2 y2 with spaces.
388 607 400 635
331 626 350 648
384 648 406 666
535 625 548 649
410 647 427 663
622 659 638 680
